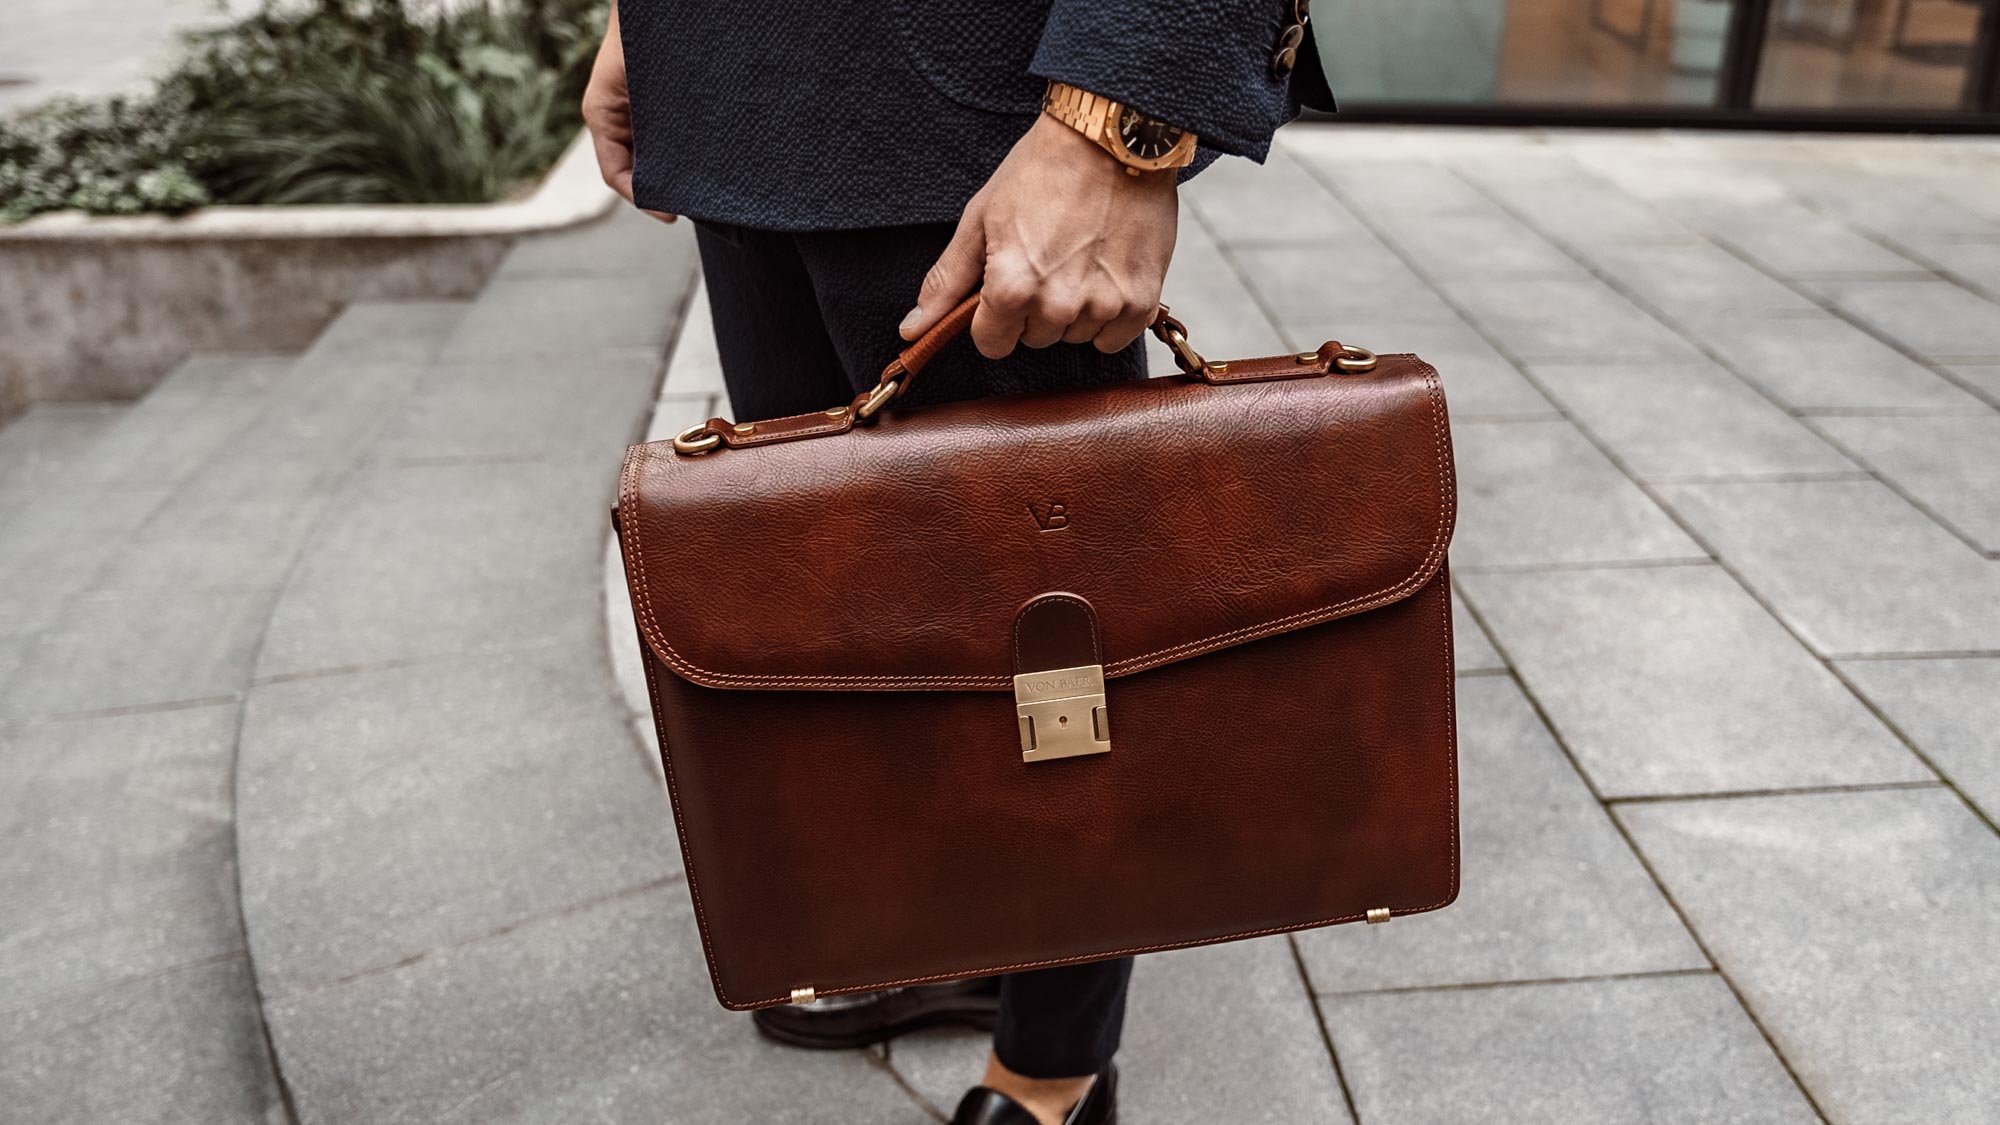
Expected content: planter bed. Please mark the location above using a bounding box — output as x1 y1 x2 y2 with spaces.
0 130 614 415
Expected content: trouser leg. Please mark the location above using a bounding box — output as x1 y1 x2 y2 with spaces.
992 958 1135 1078
692 220 855 420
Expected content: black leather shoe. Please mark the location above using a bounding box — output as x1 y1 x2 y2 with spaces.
751 978 1000 1050
950 1064 1117 1125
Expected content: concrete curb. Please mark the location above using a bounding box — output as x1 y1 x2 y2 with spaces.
0 131 617 415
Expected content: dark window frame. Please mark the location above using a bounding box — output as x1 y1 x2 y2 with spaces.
1313 0 2000 131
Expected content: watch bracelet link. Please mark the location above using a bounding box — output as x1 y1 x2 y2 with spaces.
1043 81 1108 136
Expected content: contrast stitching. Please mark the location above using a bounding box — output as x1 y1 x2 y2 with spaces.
622 362 1454 690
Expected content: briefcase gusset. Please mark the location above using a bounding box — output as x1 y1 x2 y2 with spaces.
615 301 1459 1010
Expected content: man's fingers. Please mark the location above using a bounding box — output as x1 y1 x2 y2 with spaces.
1020 314 1068 350
644 209 679 224
594 139 636 203
901 213 986 340
971 270 1031 359
1093 304 1156 353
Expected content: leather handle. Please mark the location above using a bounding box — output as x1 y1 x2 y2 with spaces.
888 294 984 385
668 299 1377 456
858 294 1177 419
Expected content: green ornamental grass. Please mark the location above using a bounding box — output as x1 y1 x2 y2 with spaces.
0 0 606 223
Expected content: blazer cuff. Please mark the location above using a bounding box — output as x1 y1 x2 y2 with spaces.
1028 0 1306 161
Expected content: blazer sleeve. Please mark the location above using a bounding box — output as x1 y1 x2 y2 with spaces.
1028 0 1333 162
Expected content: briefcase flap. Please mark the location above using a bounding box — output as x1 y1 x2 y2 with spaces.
617 353 1453 691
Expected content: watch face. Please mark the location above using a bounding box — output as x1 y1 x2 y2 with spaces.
1118 107 1186 162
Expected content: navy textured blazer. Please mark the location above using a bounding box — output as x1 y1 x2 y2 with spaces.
619 0 1335 231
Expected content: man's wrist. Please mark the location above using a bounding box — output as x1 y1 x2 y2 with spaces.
1040 80 1197 176
1026 114 1178 192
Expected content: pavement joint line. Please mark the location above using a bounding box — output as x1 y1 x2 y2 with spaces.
1602 780 1949 806
1805 201 2000 308
0 692 244 730
0 950 248 1017
261 872 685 1004
872 1043 949 1124
1796 405 2000 417
1440 411 1568 423
1317 966 1718 1000
1450 556 1715 575
1637 470 1875 485
1285 933 1362 1125
1433 162 1997 843
1310 157 1836 1123
247 635 583 687
1829 648 2000 661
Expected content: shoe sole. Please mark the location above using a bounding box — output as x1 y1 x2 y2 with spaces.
752 1006 1000 1051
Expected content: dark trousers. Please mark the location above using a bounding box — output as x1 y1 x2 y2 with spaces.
694 219 1141 1079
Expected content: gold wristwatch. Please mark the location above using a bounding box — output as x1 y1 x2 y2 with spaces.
1042 81 1198 176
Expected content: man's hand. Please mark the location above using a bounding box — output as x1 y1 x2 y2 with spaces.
581 6 676 223
900 113 1178 359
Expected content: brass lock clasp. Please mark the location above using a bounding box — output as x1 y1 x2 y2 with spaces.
1014 664 1111 763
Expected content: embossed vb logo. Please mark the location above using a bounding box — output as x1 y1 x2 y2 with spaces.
1029 499 1069 532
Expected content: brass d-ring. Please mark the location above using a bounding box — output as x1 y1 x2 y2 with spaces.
1334 345 1379 374
672 424 722 456
855 377 901 422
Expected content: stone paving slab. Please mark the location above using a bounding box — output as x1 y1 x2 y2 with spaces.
1235 243 1456 324
1325 975 1818 1125
1948 363 2000 402
1816 278 2000 361
1454 159 1702 246
0 586 275 721
1691 315 1987 414
1587 243 1821 321
1813 413 2000 553
238 643 677 994
1911 238 2000 297
1838 657 2000 824
368 349 665 466
0 403 127 494
1183 154 1374 245
1528 360 1855 482
1618 789 2000 1125
0 704 240 1002
1684 200 1929 277
0 488 168 638
1296 677 1705 992
257 458 616 677
1288 150 1500 218
263 883 921 1125
1459 565 1928 797
1362 209 1585 280
1438 275 1702 362
1 956 284 1125
1448 419 1704 569
1660 479 2000 656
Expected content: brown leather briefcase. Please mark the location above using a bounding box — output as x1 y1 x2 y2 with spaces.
613 296 1459 1010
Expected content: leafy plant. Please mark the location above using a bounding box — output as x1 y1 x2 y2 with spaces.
0 93 212 222
0 0 606 222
